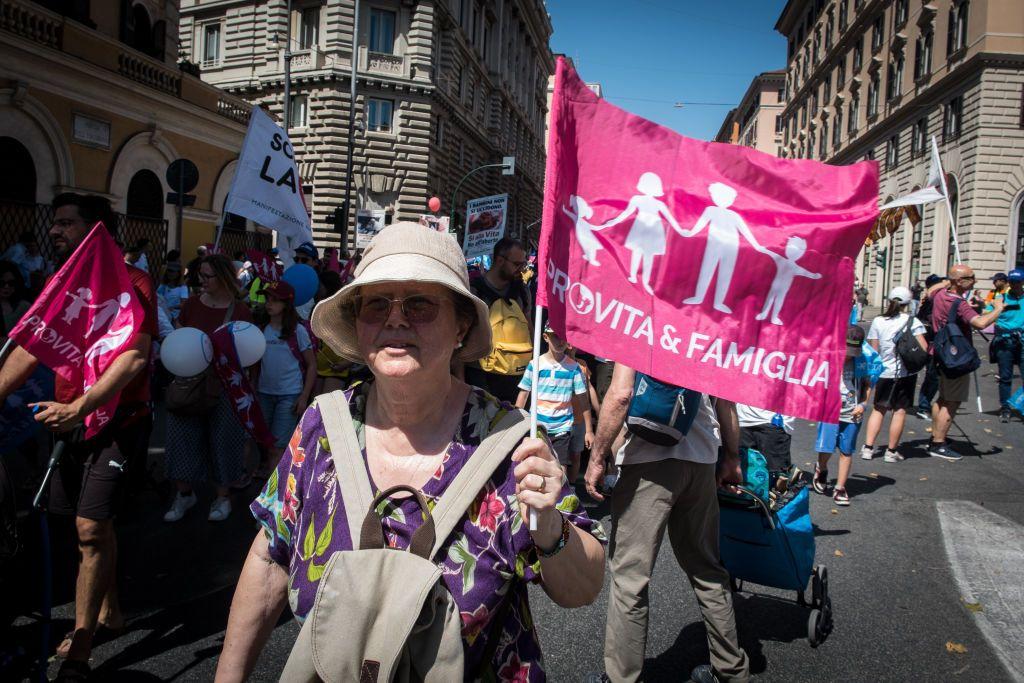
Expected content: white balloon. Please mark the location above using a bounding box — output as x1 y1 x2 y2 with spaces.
161 327 213 377
219 321 266 367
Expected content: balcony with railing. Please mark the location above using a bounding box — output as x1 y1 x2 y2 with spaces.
0 0 250 128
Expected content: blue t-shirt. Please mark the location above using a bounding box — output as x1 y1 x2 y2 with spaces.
517 354 586 435
258 324 312 396
993 292 1024 332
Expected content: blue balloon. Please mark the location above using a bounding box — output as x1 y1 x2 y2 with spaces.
283 263 319 306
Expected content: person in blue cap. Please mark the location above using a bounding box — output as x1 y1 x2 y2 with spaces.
990 268 1024 422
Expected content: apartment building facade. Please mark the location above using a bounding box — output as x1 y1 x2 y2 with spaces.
181 0 554 250
0 0 257 266
776 0 1024 304
714 70 787 156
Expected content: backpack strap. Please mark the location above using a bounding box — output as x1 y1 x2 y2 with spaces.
428 408 530 560
319 389 374 548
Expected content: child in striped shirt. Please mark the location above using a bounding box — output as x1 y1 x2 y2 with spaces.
516 325 592 482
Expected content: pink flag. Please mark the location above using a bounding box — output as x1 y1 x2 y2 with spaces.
209 326 275 448
246 248 283 282
9 224 144 437
539 59 879 422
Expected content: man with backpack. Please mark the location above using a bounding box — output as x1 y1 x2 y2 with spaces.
925 265 1004 461
584 363 748 683
914 274 943 419
465 237 533 404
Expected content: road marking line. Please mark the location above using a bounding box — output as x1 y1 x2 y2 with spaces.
937 501 1024 682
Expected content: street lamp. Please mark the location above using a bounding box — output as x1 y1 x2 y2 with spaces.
282 0 293 131
449 156 515 234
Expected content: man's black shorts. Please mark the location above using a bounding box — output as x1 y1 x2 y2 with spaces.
48 410 152 520
739 425 792 472
873 375 917 411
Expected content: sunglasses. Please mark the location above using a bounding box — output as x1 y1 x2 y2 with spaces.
353 294 443 325
0 278 17 287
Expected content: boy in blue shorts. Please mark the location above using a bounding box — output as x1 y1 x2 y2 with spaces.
813 325 872 506
516 325 591 482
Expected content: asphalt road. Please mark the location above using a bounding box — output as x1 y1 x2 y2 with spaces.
2 353 1022 682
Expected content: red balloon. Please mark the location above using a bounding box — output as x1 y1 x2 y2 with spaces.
428 196 441 213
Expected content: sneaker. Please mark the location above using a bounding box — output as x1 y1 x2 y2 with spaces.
689 664 721 683
883 448 905 463
914 408 932 421
812 465 829 495
860 445 875 460
833 487 850 506
208 496 232 522
163 491 197 522
582 674 611 683
1000 408 1011 423
929 443 963 461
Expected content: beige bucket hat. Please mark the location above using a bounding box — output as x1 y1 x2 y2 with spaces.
311 221 492 363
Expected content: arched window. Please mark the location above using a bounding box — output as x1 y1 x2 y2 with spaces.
120 1 158 57
126 169 163 218
0 137 37 204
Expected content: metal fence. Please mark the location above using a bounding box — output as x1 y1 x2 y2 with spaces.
0 201 168 276
217 228 273 260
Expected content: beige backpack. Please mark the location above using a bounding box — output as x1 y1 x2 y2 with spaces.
279 390 530 683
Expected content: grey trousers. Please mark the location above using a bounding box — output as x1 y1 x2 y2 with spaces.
604 459 750 682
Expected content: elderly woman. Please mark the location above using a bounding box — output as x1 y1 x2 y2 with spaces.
216 223 606 681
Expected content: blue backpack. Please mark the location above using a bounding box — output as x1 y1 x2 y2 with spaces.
932 298 981 378
626 374 703 446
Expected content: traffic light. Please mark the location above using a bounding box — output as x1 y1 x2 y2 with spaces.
875 247 887 268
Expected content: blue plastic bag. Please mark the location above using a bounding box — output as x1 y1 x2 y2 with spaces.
855 342 885 386
1010 387 1024 413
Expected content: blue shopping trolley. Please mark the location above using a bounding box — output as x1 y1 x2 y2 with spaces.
718 455 833 647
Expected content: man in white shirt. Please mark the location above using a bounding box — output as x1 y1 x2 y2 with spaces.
584 363 748 683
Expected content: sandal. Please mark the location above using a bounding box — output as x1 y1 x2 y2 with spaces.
55 622 124 659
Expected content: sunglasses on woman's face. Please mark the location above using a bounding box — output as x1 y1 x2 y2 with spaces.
353 294 443 325
0 278 17 287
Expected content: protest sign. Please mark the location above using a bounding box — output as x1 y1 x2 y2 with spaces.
463 194 508 259
356 208 386 249
538 58 879 422
223 107 314 246
9 224 145 437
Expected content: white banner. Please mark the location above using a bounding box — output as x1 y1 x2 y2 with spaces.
463 193 508 259
356 208 387 249
223 108 313 246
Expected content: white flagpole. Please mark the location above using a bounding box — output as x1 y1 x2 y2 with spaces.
931 136 962 266
930 136 982 411
528 303 543 531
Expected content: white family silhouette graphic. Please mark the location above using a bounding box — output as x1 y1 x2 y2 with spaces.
62 286 137 367
563 173 820 324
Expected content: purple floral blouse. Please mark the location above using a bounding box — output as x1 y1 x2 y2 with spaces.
251 382 606 681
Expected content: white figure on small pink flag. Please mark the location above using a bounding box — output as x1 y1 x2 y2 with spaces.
755 236 822 325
